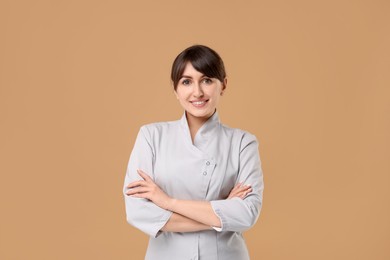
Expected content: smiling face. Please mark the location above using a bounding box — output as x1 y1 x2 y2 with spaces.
174 62 226 123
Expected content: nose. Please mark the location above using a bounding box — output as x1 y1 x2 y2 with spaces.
193 83 204 97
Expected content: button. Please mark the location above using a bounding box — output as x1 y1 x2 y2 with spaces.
203 171 207 175
206 161 210 166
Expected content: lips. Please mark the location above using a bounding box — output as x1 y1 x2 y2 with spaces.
190 99 209 107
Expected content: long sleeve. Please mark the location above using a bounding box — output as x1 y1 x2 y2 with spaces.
123 126 172 238
123 112 261 259
210 132 264 232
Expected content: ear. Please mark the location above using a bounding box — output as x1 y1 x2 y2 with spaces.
171 81 180 99
173 89 179 100
221 78 227 95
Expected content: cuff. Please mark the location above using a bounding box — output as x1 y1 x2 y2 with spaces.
211 226 222 232
152 210 173 238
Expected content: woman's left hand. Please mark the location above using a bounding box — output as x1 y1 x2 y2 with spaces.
227 183 252 199
126 169 172 210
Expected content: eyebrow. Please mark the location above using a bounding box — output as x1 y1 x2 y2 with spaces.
180 74 208 79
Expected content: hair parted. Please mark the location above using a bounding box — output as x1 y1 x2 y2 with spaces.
171 45 226 91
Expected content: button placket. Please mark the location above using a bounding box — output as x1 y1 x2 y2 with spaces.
202 159 214 176
200 158 216 198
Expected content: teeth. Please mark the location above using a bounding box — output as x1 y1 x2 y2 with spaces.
193 101 206 105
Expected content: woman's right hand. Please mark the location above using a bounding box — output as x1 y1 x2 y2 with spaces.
227 183 252 199
126 169 173 210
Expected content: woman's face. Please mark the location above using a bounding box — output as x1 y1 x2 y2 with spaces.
174 62 226 122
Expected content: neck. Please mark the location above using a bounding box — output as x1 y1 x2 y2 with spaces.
187 114 207 130
185 110 216 144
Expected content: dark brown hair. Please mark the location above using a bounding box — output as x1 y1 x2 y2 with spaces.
171 45 226 91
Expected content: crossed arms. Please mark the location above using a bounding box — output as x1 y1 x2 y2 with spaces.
125 169 252 233
123 126 263 238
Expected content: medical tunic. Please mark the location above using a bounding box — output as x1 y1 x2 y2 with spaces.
123 109 264 260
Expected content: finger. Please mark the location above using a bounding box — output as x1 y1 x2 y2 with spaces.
229 189 243 198
232 186 250 194
126 186 149 195
228 183 250 199
137 169 153 182
230 183 242 193
235 188 252 198
127 180 147 189
238 184 251 191
235 191 246 198
241 187 252 194
234 182 243 189
242 188 253 197
230 185 249 196
129 193 148 199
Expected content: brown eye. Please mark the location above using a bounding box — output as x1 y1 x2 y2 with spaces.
202 78 213 85
182 79 191 85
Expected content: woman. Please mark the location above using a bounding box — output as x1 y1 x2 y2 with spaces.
123 45 264 260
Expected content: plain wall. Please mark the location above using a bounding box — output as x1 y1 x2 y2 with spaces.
1 0 389 259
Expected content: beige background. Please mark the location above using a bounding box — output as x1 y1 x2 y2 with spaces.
1 0 389 259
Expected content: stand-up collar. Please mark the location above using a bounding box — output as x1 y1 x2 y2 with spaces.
180 109 220 149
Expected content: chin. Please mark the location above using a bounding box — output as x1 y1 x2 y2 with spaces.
186 109 213 118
